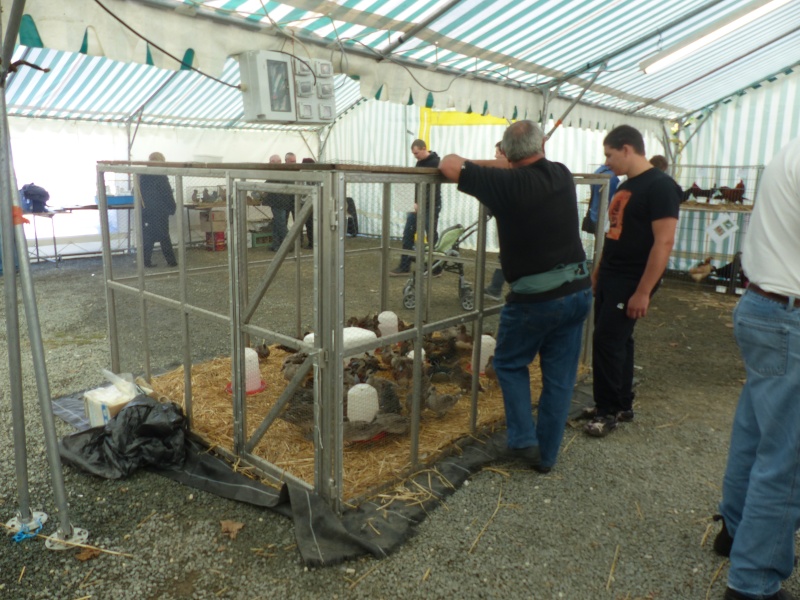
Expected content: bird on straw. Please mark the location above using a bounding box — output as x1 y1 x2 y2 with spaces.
425 387 461 418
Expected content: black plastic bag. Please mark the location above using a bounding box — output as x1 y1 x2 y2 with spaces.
581 213 596 234
59 395 187 479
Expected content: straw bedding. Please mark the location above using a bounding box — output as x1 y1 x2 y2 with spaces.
149 346 547 500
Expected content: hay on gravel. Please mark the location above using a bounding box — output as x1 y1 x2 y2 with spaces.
149 345 556 500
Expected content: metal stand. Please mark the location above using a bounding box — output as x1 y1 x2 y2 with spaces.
1 0 87 549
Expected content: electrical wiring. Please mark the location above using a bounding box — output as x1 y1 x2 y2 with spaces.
93 0 240 89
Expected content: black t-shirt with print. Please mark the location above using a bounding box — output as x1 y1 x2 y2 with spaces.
600 167 681 280
458 158 589 301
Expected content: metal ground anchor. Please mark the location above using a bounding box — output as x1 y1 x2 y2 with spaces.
45 525 89 551
5 511 49 535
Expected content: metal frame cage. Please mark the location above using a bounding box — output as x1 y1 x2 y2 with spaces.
95 161 609 511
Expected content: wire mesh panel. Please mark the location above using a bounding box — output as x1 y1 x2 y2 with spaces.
667 206 751 289
96 162 595 511
674 164 764 207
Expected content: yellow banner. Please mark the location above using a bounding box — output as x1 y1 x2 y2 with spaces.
418 107 509 146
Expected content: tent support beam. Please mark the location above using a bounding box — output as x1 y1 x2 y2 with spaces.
125 69 182 157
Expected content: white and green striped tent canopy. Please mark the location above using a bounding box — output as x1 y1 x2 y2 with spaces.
4 0 799 126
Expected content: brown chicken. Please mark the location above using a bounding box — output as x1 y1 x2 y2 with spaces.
689 257 715 282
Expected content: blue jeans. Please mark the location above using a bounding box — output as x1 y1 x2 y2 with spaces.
493 288 592 467
270 207 288 250
721 290 800 597
397 206 440 271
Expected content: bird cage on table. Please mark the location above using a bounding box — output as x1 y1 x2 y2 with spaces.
674 164 764 206
95 161 598 512
666 164 762 291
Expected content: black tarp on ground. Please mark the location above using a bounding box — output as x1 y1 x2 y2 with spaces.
56 390 595 566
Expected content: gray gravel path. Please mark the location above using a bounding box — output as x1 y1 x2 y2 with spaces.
0 251 788 600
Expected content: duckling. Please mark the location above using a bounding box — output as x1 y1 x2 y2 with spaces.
366 375 402 415
254 340 271 360
282 352 309 381
484 355 497 382
425 388 461 418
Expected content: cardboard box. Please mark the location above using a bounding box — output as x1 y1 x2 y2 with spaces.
84 386 133 427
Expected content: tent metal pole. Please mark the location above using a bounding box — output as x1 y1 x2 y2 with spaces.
0 0 25 77
1 4 88 546
1 0 36 530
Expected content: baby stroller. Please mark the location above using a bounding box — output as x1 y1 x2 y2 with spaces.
402 221 482 311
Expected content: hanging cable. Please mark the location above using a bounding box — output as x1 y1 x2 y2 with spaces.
93 0 239 89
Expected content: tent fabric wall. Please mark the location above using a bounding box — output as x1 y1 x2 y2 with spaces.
9 116 316 207
8 116 317 258
680 69 800 168
323 101 664 252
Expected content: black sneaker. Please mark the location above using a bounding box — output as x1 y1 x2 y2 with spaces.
389 267 410 277
584 415 618 437
713 514 733 557
577 406 598 420
505 445 542 469
616 410 635 422
724 587 796 600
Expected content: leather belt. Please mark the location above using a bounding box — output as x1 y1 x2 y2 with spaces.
748 283 800 308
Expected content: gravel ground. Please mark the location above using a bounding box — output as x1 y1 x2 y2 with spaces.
0 242 786 600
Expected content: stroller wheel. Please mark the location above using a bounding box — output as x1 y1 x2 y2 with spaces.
460 286 474 311
403 281 416 309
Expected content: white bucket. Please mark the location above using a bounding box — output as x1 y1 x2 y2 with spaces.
377 311 399 337
347 383 379 422
477 334 496 374
244 348 262 393
304 327 378 361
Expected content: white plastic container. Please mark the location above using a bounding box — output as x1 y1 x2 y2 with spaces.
377 311 399 337
347 383 379 423
304 327 378 361
477 334 496 374
244 348 262 393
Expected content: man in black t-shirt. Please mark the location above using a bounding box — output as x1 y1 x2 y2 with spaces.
389 139 442 275
440 120 592 473
581 125 681 437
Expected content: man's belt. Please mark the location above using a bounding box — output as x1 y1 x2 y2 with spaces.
748 283 800 308
511 261 590 295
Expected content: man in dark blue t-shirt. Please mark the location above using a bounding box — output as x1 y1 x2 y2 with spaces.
440 120 592 473
581 125 681 437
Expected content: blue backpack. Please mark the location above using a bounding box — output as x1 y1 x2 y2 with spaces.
21 183 50 213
